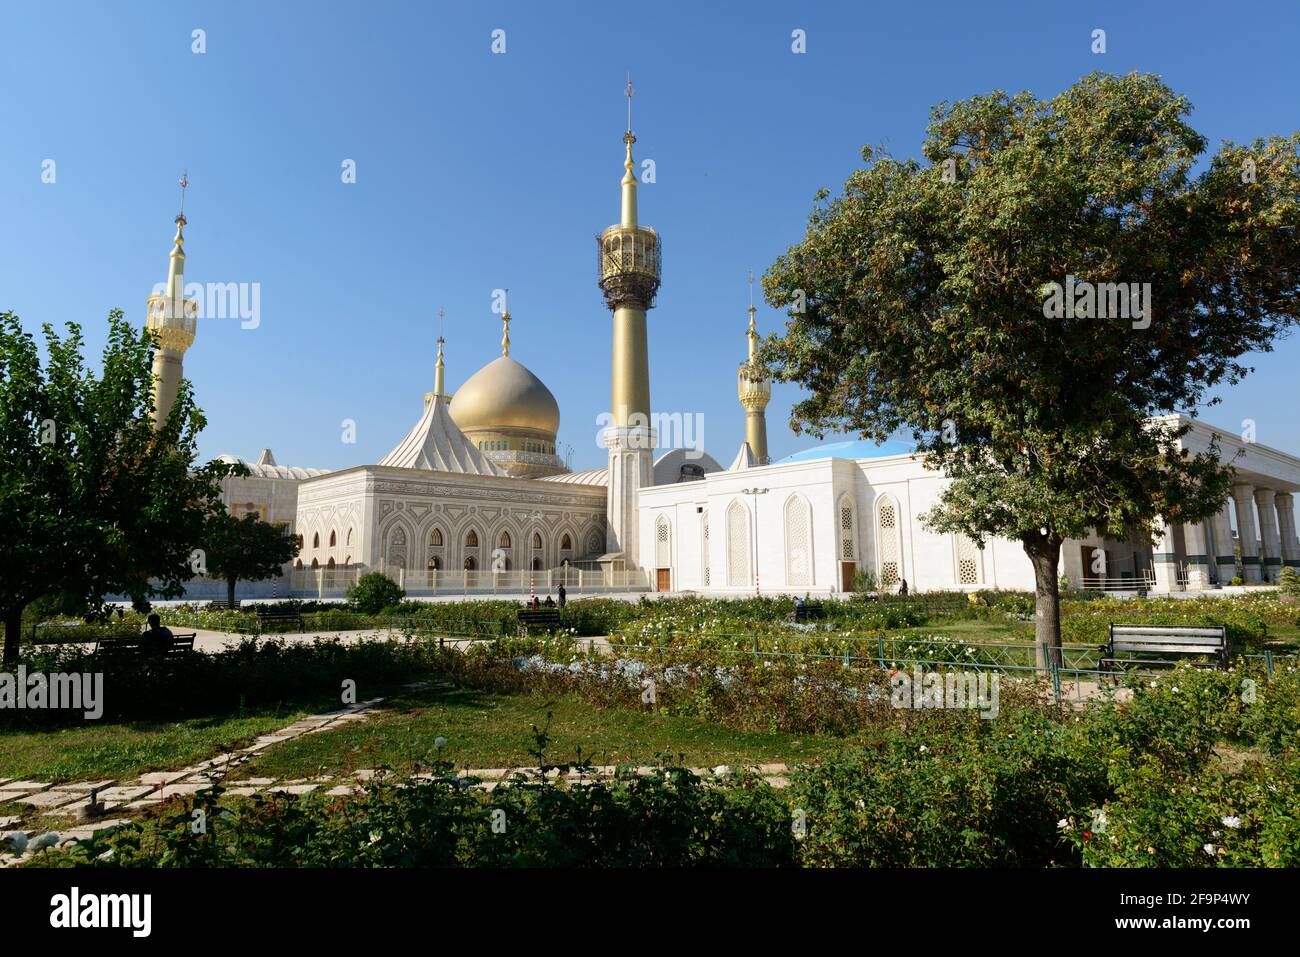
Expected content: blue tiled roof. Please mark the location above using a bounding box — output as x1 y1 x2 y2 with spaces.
774 438 916 464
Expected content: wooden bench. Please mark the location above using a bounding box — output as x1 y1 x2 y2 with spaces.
206 599 240 610
255 609 305 633
790 602 826 623
93 632 197 663
516 608 562 635
1099 624 1229 671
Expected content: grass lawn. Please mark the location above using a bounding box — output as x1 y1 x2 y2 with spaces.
233 685 850 780
0 702 324 783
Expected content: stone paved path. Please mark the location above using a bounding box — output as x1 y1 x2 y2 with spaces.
1 684 790 867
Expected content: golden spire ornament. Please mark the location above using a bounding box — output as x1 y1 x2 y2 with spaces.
500 289 511 357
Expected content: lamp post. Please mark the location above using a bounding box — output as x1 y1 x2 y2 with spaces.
741 487 769 596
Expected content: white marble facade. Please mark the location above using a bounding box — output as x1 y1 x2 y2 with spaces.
638 416 1300 597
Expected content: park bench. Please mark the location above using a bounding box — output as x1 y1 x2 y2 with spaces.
206 599 240 610
93 632 197 663
790 602 826 623
1098 624 1229 672
516 608 562 635
255 608 305 633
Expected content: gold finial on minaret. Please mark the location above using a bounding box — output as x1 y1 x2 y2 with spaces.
146 171 199 430
621 75 638 228
738 270 771 465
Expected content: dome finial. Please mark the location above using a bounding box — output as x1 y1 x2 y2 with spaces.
434 306 446 398
501 290 511 357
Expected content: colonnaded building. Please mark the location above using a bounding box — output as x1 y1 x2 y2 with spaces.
140 105 1300 602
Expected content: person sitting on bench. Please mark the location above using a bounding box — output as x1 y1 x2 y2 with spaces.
140 613 174 657
543 595 556 607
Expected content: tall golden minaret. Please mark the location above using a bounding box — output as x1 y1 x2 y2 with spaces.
597 78 661 568
737 272 771 464
145 173 199 430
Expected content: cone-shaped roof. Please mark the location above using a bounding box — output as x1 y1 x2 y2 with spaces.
379 394 507 475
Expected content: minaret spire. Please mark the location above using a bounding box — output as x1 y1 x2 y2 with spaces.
146 171 198 431
621 76 638 228
738 270 771 465
165 172 189 302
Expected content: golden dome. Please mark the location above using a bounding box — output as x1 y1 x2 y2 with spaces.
449 355 560 437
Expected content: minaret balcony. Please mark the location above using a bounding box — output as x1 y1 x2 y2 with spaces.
737 365 771 408
598 224 661 309
145 294 198 352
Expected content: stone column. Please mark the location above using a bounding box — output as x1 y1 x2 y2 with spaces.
1232 482 1262 583
1152 518 1183 592
1211 503 1238 584
1182 520 1211 589
1276 492 1299 569
1255 488 1283 583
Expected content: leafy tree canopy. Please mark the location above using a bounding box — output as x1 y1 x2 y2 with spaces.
760 72 1300 656
0 309 238 661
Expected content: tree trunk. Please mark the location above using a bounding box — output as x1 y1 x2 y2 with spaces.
4 604 23 665
1023 535 1063 670
227 576 237 608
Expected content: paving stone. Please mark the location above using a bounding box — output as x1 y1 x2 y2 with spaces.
221 787 261 797
0 816 20 828
268 784 317 795
55 780 118 797
97 785 154 803
1 781 52 791
0 779 10 788
57 819 130 843
239 778 277 787
139 770 190 786
159 783 202 799
17 790 84 809
0 790 38 802
325 785 356 796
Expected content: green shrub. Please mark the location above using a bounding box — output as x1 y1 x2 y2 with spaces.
1 637 446 728
1064 752 1300 867
38 752 796 868
1280 566 1300 600
347 572 406 614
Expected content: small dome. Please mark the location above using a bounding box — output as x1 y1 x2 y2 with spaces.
449 355 560 436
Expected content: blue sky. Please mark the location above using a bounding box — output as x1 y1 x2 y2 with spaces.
2 0 1298 472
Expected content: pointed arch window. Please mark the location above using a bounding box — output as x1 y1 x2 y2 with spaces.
874 495 902 588
655 515 672 568
702 511 711 587
785 494 812 586
726 499 751 587
954 535 983 585
839 495 858 561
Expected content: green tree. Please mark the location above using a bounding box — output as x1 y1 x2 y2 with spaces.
347 572 405 614
0 310 236 662
760 73 1300 664
203 512 300 607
